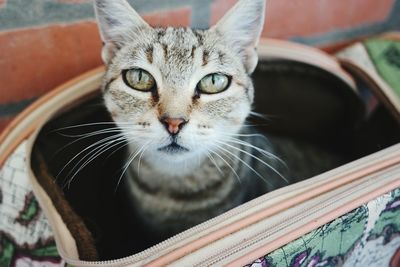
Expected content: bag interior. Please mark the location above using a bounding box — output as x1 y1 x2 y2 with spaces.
30 59 400 261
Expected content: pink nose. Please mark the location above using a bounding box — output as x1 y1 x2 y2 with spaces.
160 117 187 135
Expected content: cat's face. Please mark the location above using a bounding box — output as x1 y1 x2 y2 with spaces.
95 0 266 176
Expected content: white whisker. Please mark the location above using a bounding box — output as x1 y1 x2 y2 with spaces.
225 133 267 139
115 141 152 192
215 144 272 185
64 135 128 188
223 137 287 167
249 111 272 120
216 141 288 184
67 137 129 186
57 127 123 138
210 149 242 184
53 129 125 157
57 133 125 182
206 151 223 175
50 122 137 133
137 143 150 177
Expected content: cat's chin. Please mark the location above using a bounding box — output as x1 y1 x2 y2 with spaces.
157 142 190 155
143 149 208 177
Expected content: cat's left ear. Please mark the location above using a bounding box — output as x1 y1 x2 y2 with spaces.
212 0 266 73
94 0 152 63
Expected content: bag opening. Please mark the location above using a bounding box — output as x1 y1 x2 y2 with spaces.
30 59 400 261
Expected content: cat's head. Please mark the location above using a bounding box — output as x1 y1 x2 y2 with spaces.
94 0 266 176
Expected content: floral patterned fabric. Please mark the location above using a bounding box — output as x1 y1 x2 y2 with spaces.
0 142 64 266
248 189 400 267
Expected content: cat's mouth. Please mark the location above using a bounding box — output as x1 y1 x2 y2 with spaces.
158 142 189 154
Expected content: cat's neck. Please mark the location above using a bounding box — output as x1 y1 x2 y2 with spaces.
122 147 248 233
126 148 241 194
121 139 272 233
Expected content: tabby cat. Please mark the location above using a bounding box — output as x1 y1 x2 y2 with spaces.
94 0 302 237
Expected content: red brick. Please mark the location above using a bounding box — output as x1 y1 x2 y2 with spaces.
211 0 394 39
0 7 191 104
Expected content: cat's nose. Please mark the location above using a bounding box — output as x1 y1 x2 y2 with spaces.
160 117 188 135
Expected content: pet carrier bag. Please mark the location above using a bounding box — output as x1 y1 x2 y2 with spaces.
0 36 399 267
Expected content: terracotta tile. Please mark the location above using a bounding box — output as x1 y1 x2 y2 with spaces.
210 0 237 26
0 116 14 134
211 0 394 39
264 0 395 38
143 7 191 27
0 22 103 104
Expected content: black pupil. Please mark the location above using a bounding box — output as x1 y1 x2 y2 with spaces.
211 74 215 85
138 70 143 81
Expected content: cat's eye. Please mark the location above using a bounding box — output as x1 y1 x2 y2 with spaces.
123 68 156 92
197 73 230 94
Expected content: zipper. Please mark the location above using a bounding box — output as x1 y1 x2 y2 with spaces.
194 167 400 267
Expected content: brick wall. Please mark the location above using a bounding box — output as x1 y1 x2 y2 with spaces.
0 0 399 132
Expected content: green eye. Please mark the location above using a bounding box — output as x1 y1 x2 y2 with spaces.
123 68 156 91
198 73 230 94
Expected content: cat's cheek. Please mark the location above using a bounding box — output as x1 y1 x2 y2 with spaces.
227 117 244 126
232 102 251 122
103 96 145 126
103 97 121 121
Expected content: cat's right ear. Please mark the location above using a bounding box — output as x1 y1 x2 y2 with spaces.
212 0 266 74
94 0 151 63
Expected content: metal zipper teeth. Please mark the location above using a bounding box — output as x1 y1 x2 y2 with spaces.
197 168 399 267
67 149 400 267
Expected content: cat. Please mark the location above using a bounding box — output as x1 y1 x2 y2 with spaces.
92 0 311 238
